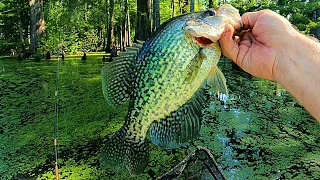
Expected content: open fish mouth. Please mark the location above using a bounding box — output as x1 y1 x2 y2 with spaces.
194 36 214 47
184 30 217 48
183 4 242 47
183 19 218 47
184 18 240 47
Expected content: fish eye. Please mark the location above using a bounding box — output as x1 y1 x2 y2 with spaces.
205 10 215 16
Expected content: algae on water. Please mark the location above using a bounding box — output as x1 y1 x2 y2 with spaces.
0 57 319 179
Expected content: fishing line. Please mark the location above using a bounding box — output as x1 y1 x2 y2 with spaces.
53 33 61 180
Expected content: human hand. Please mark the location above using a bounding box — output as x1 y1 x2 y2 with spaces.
219 10 297 81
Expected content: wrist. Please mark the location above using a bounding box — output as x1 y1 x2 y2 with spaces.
273 30 314 84
273 30 320 121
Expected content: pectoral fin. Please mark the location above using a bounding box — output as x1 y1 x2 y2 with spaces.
185 49 207 83
207 67 228 94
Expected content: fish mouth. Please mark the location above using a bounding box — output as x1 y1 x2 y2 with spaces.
184 30 216 47
194 36 214 47
183 4 242 47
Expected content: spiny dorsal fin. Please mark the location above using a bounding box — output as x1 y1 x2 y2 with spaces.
125 47 141 52
101 42 145 106
133 43 143 49
118 52 139 57
149 88 208 149
136 40 145 45
101 59 134 106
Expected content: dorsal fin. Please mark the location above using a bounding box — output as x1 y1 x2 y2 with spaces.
101 59 134 106
101 42 145 106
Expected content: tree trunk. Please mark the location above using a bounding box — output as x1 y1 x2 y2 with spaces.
29 0 44 53
171 0 175 18
178 0 182 14
125 0 131 47
120 24 124 51
84 3 88 23
120 1 124 51
311 8 320 39
135 0 151 41
102 23 106 51
182 0 188 14
106 0 115 53
123 8 128 50
18 19 24 45
16 5 25 51
152 0 160 32
104 0 109 51
123 20 127 50
121 1 126 51
197 0 200 10
190 0 194 12
208 0 213 8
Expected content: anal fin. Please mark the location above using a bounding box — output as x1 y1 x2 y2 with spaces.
149 88 207 149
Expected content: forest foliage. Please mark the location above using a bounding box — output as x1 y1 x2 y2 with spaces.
0 0 319 56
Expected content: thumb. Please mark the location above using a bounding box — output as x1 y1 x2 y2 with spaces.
219 24 239 63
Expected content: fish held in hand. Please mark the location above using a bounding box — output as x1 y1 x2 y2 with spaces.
100 4 242 175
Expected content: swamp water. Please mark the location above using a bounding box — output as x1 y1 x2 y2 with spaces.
0 56 319 179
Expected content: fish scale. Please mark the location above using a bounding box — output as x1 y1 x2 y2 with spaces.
100 4 242 175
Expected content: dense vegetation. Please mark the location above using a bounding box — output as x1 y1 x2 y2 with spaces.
0 0 320 179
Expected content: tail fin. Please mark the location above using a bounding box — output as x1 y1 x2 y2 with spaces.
100 128 149 175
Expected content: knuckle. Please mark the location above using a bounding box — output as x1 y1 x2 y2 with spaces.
259 9 274 17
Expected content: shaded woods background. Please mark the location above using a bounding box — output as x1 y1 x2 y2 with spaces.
0 0 320 56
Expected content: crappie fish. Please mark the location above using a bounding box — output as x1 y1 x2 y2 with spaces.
100 4 242 174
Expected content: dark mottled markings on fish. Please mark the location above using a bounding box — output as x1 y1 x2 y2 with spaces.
100 4 241 175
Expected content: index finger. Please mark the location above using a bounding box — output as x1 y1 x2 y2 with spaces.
241 12 259 30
